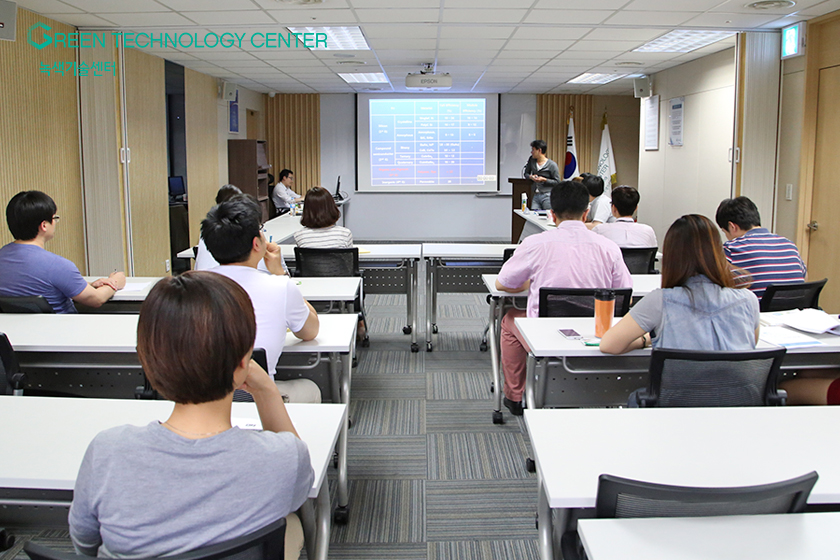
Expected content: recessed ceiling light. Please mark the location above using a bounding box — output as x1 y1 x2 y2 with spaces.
634 30 736 53
338 72 388 83
615 61 644 66
567 73 627 84
746 0 795 9
333 54 355 58
337 60 366 66
287 26 369 50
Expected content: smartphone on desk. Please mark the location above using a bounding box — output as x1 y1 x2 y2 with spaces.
558 328 582 340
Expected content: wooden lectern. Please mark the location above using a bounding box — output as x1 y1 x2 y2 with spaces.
509 178 531 243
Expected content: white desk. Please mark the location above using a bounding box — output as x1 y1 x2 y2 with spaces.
0 396 344 560
81 277 162 301
0 313 356 523
422 244 517 352
175 213 304 260
281 244 423 351
578 511 840 560
524 407 840 560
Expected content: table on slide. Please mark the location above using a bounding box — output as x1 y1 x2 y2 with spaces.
481 274 662 423
0 397 345 560
421 243 517 352
0 312 356 524
176 213 303 260
524 406 840 560
280 244 422 351
577 511 840 560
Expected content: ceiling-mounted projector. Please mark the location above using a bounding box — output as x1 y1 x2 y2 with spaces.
406 63 451 90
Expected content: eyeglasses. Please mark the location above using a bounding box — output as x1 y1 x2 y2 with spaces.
50 216 60 222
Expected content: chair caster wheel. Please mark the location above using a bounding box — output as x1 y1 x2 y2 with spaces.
492 411 504 424
479 342 488 352
0 529 15 551
535 512 539 530
361 337 370 348
490 382 494 393
426 342 433 352
525 458 536 473
332 452 339 469
411 343 419 353
432 324 438 334
403 326 412 334
333 506 349 525
352 357 358 368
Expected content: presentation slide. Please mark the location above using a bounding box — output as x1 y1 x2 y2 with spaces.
357 94 499 193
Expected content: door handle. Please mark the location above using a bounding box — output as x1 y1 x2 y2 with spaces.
807 221 819 231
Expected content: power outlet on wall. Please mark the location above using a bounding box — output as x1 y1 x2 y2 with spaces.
785 184 794 201
165 259 171 273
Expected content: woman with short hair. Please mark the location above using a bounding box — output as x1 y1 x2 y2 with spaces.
293 186 353 248
69 271 313 559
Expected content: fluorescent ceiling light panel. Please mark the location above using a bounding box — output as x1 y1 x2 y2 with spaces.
287 26 370 50
567 73 627 84
634 30 735 53
338 72 388 83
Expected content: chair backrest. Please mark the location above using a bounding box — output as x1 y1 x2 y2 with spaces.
538 288 632 318
639 347 788 408
0 296 55 314
0 332 23 395
294 247 360 278
24 517 286 560
595 472 818 519
620 246 658 274
503 247 515 263
760 278 827 312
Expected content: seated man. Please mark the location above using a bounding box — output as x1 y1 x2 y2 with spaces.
592 186 658 248
0 191 126 313
581 173 613 228
715 196 806 299
202 195 321 403
496 181 632 415
271 169 303 214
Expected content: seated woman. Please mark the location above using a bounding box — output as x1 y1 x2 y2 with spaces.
293 186 353 248
600 214 760 355
69 271 314 559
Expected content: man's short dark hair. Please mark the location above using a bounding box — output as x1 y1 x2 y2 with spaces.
201 195 262 265
215 184 241 204
611 186 640 217
279 169 293 182
715 196 761 231
580 173 605 198
5 191 57 241
530 140 547 154
138 271 256 404
550 181 590 220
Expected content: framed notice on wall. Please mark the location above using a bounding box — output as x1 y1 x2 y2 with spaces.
668 97 684 147
229 90 239 134
644 95 659 151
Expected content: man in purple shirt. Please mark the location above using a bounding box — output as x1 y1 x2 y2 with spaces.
495 181 632 415
0 191 126 313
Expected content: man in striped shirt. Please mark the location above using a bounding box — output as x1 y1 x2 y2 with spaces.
715 196 806 299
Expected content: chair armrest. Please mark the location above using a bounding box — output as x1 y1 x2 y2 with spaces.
635 388 656 408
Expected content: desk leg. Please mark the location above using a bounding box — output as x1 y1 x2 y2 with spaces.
300 497 317 560
425 258 434 352
314 481 332 560
525 353 538 411
431 258 439 334
538 481 555 560
334 351 351 521
410 259 419 352
489 297 503 424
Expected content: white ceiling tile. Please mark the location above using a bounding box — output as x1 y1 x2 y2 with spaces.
99 12 197 26
254 49 319 59
43 13 119 26
349 0 437 7
447 0 534 7
254 0 350 8
801 0 840 15
157 0 261 10
563 47 625 57
761 14 814 28
623 0 724 10
60 0 169 12
354 8 439 23
504 38 575 50
571 39 643 51
437 38 508 49
495 51 553 61
156 52 198 61
524 10 614 24
612 50 680 61
490 58 548 66
361 25 438 39
439 26 515 39
602 10 694 25
264 9 358 24
534 0 627 7
224 60 274 68
367 38 437 49
16 0 82 13
545 54 609 63
682 12 781 27
583 28 665 41
193 51 263 61
711 0 825 14
374 49 437 60
511 26 593 40
443 9 529 24
183 11 275 25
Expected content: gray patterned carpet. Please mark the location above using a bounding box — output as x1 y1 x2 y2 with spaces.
2 287 540 560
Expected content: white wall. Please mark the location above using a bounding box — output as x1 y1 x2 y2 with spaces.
217 85 265 187
637 48 736 242
320 93 536 242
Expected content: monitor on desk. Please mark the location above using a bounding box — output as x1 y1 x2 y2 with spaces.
334 176 342 201
168 176 186 203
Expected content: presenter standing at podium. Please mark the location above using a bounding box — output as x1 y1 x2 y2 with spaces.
522 140 561 210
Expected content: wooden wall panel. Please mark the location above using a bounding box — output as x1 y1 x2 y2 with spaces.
0 9 85 269
536 95 594 177
125 49 169 277
185 69 220 244
265 94 320 195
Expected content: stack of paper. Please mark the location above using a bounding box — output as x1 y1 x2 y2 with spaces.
759 326 823 349
780 308 840 335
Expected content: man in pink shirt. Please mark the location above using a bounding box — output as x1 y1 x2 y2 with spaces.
495 181 632 415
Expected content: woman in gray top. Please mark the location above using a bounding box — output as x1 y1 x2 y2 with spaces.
69 272 314 559
600 214 760 354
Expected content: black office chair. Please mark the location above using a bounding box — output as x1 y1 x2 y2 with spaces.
560 471 818 560
0 332 26 396
0 296 55 313
759 278 827 312
294 247 369 347
620 246 658 274
24 517 286 560
636 347 788 408
538 288 632 317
